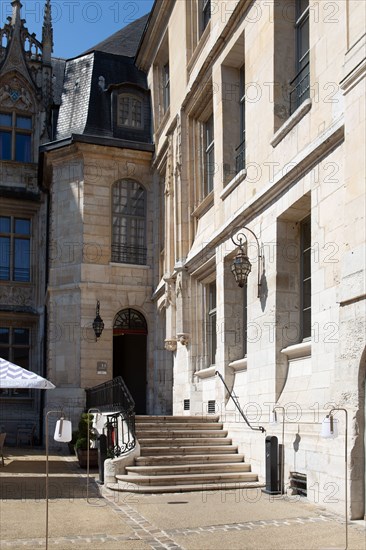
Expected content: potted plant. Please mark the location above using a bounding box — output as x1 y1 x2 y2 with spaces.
74 413 98 468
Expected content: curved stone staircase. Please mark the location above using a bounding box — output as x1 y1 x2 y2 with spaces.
112 415 263 493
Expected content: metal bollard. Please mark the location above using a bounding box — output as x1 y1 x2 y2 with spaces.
97 433 107 484
262 435 281 495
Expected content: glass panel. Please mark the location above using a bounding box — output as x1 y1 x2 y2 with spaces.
298 0 309 17
206 146 215 193
301 216 311 340
0 113 12 126
209 283 216 310
0 131 12 160
202 0 211 31
303 278 311 310
0 328 9 345
243 286 248 356
131 99 142 127
13 348 29 368
16 116 32 130
303 247 311 279
15 134 31 162
0 217 11 233
302 308 311 340
15 219 31 235
298 17 309 68
205 115 213 146
209 311 217 364
0 348 9 360
14 238 30 281
0 237 10 280
130 186 145 216
13 328 29 346
119 96 130 125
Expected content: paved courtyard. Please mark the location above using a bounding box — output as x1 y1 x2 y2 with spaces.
0 448 365 549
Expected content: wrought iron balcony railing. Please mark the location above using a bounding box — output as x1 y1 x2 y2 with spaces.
289 62 310 115
235 139 246 174
111 244 147 265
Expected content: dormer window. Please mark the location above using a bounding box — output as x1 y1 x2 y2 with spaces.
0 112 32 162
117 94 143 129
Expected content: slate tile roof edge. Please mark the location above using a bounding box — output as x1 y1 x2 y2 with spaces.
40 134 154 152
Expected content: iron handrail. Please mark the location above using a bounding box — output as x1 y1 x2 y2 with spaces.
215 370 265 433
85 376 136 457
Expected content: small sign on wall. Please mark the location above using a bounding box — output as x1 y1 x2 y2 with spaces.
97 361 107 375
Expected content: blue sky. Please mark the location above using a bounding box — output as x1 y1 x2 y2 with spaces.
0 0 154 59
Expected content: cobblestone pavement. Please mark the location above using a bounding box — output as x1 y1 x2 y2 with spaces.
0 449 365 549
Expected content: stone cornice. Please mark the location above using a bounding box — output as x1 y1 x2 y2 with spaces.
40 134 154 154
135 0 175 71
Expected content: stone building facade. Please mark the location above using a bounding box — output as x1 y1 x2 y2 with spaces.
0 2 172 445
136 0 366 519
1 0 365 521
0 0 64 442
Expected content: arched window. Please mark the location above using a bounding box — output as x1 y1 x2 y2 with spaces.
117 94 143 128
111 179 147 265
113 309 148 335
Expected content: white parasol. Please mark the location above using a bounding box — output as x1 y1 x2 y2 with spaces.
0 357 55 389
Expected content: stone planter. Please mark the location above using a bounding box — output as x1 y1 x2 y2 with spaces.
76 448 98 468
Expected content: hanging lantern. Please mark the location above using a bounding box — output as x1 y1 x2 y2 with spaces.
92 300 104 341
231 239 252 288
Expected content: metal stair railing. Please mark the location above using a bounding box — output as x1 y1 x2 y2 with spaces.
85 376 135 457
215 371 266 433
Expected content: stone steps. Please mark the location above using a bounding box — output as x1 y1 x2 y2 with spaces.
140 445 238 455
136 429 228 438
135 415 220 423
126 462 252 475
136 422 223 431
116 471 258 486
138 437 232 446
135 453 245 466
108 415 261 494
109 480 264 494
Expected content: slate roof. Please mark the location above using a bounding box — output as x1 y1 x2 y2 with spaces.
83 13 149 57
51 57 66 105
56 53 94 140
56 50 150 143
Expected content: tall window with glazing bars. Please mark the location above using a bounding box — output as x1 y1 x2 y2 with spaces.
204 114 214 196
290 0 310 114
201 0 211 34
0 217 31 282
0 111 32 162
236 65 246 173
111 180 147 265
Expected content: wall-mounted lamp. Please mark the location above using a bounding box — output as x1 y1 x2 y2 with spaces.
92 300 104 342
320 407 348 550
231 226 262 296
